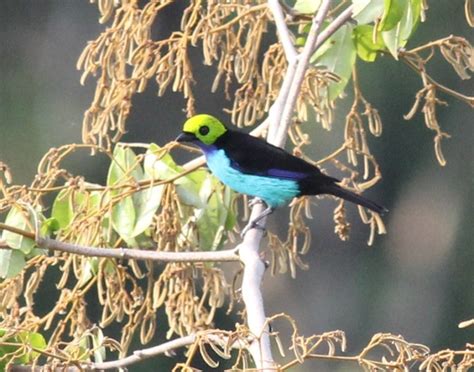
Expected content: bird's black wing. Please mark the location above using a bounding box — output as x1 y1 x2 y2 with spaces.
215 130 338 182
214 130 387 214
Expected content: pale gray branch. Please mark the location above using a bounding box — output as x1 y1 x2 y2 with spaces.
275 0 333 143
91 334 196 370
313 5 354 53
10 335 198 372
35 237 239 262
238 1 347 370
268 0 298 62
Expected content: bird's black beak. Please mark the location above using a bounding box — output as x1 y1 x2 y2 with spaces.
175 132 197 143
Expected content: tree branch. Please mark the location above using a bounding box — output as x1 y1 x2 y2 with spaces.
10 335 198 371
275 0 332 143
313 5 353 54
0 223 239 263
90 334 196 370
237 1 341 370
268 0 298 62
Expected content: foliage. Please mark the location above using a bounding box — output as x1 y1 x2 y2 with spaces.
0 0 472 370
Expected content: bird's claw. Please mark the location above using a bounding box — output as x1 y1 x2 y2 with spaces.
241 220 266 238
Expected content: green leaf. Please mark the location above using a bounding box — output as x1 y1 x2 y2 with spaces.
410 0 422 29
0 329 47 368
28 247 47 258
108 145 164 242
78 257 99 287
312 24 356 100
51 190 74 229
52 189 100 229
0 249 25 279
2 206 36 254
91 328 106 363
131 186 163 238
41 217 60 236
107 146 143 187
379 0 407 31
108 146 140 241
224 186 237 231
111 194 137 242
352 0 385 25
144 143 205 208
21 331 47 360
353 25 385 62
195 175 234 251
296 23 310 47
381 0 413 59
294 0 321 14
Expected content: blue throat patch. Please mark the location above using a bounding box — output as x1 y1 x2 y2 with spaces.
202 147 300 207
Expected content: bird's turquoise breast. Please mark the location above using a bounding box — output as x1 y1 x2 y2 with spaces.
205 149 299 207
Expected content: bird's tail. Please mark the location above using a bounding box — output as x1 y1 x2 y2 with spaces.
320 183 388 215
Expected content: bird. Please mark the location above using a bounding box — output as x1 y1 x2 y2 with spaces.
176 114 387 236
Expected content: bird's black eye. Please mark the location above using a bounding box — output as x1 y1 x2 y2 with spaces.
199 125 210 136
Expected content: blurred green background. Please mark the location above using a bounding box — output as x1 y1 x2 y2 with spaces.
0 1 472 371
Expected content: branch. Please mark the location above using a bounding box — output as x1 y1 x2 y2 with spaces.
0 223 239 263
236 1 343 370
266 3 353 144
268 0 298 62
90 334 196 370
9 335 198 371
275 0 332 143
313 5 353 53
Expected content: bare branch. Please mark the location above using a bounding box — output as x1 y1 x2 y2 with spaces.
90 334 196 370
237 2 345 370
275 0 333 143
9 336 197 371
268 0 298 62
0 223 239 263
313 5 354 53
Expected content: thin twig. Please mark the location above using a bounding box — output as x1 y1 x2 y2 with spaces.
400 54 474 106
208 4 268 35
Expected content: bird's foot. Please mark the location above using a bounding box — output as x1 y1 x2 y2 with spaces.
241 220 267 238
248 197 264 208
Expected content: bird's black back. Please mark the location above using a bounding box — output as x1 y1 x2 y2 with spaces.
214 130 338 186
213 130 387 214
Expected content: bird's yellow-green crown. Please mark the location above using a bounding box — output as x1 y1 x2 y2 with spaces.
182 114 227 145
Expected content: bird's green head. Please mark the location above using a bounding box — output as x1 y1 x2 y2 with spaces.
176 114 227 145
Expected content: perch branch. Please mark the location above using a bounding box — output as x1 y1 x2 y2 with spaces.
0 223 239 263
237 1 337 370
90 334 196 370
